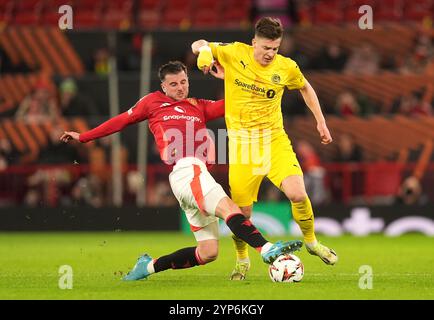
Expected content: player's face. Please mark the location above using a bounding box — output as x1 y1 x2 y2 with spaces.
161 71 189 101
252 36 282 66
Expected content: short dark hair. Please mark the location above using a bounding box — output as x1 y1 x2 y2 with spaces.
255 17 283 40
158 61 187 81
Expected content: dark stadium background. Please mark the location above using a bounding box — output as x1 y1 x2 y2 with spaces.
0 0 433 235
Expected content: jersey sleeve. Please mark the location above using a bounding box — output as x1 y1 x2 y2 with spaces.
209 42 237 67
79 94 152 143
285 59 306 90
202 99 225 122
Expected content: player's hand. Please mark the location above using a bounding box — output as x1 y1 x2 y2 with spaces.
317 123 332 144
60 131 80 143
209 61 225 80
197 46 214 74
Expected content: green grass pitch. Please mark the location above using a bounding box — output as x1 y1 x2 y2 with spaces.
0 232 433 300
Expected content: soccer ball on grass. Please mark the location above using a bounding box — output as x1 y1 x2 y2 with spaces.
268 254 304 283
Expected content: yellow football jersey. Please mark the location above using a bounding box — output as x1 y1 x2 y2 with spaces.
209 41 305 141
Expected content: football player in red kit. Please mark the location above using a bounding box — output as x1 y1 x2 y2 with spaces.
60 61 302 281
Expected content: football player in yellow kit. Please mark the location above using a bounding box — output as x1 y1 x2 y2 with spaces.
192 17 338 280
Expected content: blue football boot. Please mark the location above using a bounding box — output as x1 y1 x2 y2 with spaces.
261 240 303 264
122 254 153 281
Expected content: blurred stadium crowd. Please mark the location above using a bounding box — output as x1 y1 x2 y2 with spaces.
0 0 433 29
0 0 433 208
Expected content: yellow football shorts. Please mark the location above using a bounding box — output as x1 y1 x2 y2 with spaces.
228 132 303 207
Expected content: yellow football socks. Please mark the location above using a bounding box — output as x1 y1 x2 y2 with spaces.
231 234 249 261
291 197 317 244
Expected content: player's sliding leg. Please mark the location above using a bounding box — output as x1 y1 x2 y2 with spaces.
281 175 338 265
123 238 218 281
123 224 219 281
215 196 302 265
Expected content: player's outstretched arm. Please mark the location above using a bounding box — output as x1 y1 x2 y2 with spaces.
60 95 150 144
61 110 141 144
191 39 214 74
299 79 333 145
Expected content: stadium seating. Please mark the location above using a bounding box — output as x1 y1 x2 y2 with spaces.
137 0 162 29
287 114 434 203
221 0 252 28
160 0 192 29
403 0 434 21
102 0 133 29
1 0 432 29
0 26 84 115
11 0 43 25
312 0 344 24
293 24 415 66
191 0 222 28
0 73 38 114
306 72 434 113
0 0 14 25
288 115 434 163
72 0 104 29
0 116 92 163
0 26 84 77
375 0 404 22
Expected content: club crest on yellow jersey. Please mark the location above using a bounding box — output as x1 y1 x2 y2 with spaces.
271 74 281 84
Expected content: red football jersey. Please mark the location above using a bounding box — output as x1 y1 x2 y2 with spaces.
79 91 225 167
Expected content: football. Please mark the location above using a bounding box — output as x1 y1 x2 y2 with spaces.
268 254 304 283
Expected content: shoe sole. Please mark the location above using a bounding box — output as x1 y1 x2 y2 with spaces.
307 247 338 265
230 273 246 281
264 241 303 264
229 264 250 281
325 249 338 265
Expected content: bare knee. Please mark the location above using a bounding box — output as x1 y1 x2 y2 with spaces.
281 176 308 203
197 241 219 264
200 248 218 263
215 197 251 220
287 192 308 203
